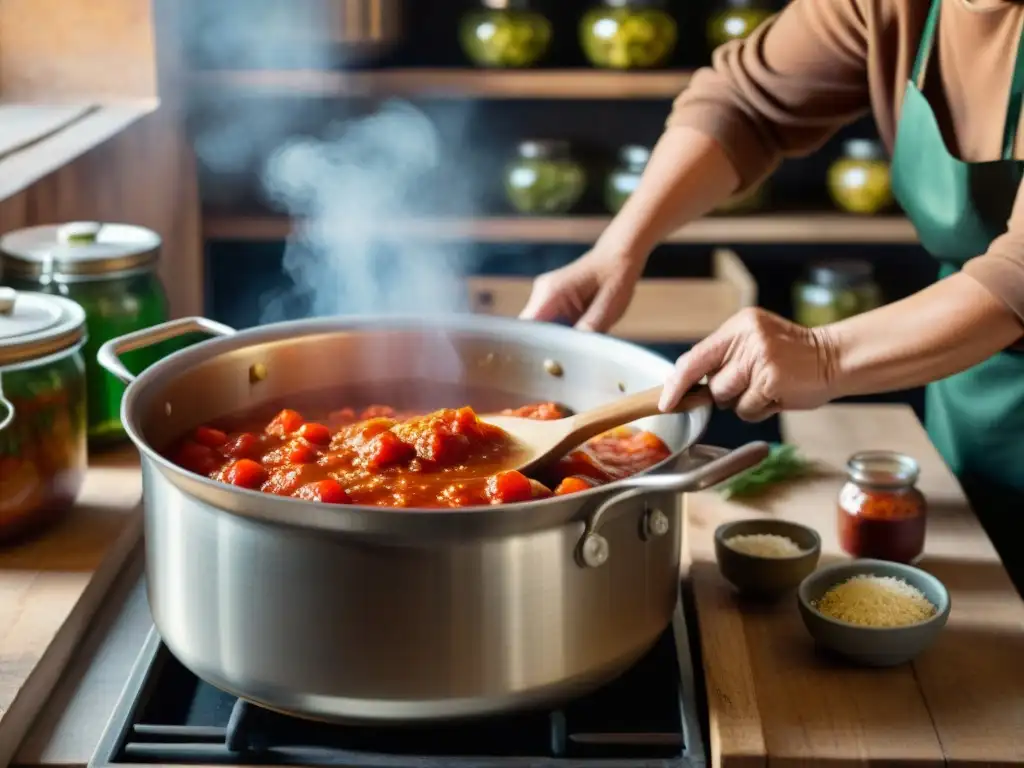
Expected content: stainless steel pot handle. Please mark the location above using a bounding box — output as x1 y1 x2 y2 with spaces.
0 378 13 433
575 440 770 568
97 316 237 385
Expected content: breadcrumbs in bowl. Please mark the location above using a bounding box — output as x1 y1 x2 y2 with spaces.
713 519 821 597
813 574 937 627
798 559 951 667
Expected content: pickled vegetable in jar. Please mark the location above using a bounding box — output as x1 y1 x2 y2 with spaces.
838 451 927 564
1 222 169 449
0 289 88 543
505 140 587 215
459 0 552 68
605 144 650 214
827 138 894 214
580 0 678 70
707 0 774 49
792 260 882 328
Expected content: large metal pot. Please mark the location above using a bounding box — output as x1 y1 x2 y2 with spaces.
98 315 767 724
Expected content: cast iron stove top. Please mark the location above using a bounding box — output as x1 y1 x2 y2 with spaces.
90 598 706 768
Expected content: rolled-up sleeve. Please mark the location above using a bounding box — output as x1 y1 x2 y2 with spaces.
962 177 1024 325
667 0 873 193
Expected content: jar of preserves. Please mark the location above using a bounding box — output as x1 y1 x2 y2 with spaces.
0 222 168 449
505 140 587 215
459 0 552 68
827 138 894 214
792 260 882 328
707 0 774 50
0 288 88 543
605 144 650 214
838 451 927 564
580 0 678 70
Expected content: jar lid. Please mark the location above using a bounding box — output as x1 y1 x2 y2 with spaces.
0 221 161 282
806 259 874 289
517 140 572 160
842 138 886 162
0 288 87 368
619 144 651 169
846 451 920 488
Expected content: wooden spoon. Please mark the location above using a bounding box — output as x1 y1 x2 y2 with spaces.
482 385 714 475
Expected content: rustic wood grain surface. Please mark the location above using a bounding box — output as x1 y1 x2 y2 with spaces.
687 404 1024 768
0 448 142 768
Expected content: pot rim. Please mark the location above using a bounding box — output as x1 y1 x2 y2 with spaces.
121 314 708 534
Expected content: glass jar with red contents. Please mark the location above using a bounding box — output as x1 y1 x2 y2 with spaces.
837 451 927 563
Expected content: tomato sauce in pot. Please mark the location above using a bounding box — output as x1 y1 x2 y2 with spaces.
166 401 672 508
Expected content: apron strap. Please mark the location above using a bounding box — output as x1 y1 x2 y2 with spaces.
1002 15 1024 160
911 0 943 91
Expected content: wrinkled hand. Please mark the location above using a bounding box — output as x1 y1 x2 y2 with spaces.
519 249 644 332
659 308 838 422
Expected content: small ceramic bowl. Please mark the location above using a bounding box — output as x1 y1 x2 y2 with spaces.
714 519 822 597
797 559 951 667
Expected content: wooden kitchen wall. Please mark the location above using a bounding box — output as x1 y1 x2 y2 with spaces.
0 0 204 317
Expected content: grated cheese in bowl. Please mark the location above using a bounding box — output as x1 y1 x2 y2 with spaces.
724 533 804 558
812 574 938 627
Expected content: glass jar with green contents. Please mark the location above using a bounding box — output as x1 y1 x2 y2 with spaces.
793 260 883 328
827 138 894 215
0 222 168 449
605 144 650 214
459 0 552 68
0 289 88 543
505 140 587 215
707 0 774 49
580 0 678 70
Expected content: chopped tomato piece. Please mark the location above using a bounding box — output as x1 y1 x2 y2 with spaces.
223 432 262 460
288 442 318 464
500 402 567 421
293 479 351 504
297 422 332 445
451 406 479 434
364 430 415 470
265 409 304 437
486 470 534 504
555 476 598 496
223 459 267 489
194 426 228 448
174 441 221 476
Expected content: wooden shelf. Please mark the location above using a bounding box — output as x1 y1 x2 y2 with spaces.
203 213 919 245
188 68 693 99
0 101 157 203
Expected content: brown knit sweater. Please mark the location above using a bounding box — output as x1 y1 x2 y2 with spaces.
668 0 1024 320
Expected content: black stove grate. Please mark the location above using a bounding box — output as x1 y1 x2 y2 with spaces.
91 607 705 768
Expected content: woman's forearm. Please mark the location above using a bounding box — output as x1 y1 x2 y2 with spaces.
594 127 741 262
821 273 1024 397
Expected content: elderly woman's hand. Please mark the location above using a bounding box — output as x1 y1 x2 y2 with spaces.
659 308 839 422
519 248 645 332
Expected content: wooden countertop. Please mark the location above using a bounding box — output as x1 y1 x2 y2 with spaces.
686 404 1024 768
0 447 142 768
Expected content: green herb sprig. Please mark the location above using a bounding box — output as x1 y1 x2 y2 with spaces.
716 443 812 500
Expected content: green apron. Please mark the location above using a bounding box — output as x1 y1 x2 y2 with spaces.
890 0 1024 587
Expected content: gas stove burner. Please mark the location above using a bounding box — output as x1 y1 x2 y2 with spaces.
91 597 706 768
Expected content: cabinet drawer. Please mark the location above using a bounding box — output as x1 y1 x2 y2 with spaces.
467 249 756 342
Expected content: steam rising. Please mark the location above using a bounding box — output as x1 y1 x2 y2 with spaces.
259 101 477 323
